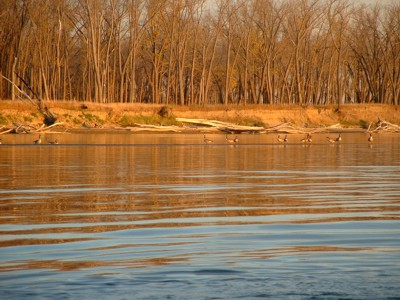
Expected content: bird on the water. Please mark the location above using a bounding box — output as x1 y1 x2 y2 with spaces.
48 139 59 145
335 134 342 142
326 136 336 143
34 135 42 144
277 135 284 143
204 135 213 143
226 135 235 143
368 133 373 143
301 133 312 143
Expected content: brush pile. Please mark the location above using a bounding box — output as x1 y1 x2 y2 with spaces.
374 119 400 132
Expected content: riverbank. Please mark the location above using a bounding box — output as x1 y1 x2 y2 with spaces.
0 101 399 133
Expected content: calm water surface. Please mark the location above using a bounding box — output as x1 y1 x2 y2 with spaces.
0 133 399 299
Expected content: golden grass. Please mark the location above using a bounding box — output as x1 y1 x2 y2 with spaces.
0 100 398 129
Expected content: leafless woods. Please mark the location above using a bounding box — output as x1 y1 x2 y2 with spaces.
0 0 399 106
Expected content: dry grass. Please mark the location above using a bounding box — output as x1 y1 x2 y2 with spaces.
0 100 399 129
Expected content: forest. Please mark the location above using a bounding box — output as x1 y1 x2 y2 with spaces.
0 0 399 106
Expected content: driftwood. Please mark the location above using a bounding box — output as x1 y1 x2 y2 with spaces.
0 122 64 134
176 118 265 133
374 119 400 133
10 123 37 134
0 128 14 135
176 118 346 134
36 122 64 132
128 124 181 132
263 122 343 134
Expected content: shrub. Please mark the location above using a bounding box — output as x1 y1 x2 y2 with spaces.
0 114 8 125
24 115 33 123
79 112 105 125
359 119 369 129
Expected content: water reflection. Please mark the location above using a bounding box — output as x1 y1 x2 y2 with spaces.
0 133 399 298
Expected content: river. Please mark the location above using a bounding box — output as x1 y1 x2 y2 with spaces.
0 132 399 299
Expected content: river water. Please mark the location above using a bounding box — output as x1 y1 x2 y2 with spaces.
0 133 399 299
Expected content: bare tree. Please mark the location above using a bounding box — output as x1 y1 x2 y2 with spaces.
1 0 399 106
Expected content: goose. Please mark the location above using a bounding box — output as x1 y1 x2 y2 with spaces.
300 133 312 143
326 137 336 143
368 133 373 143
226 135 235 143
34 135 42 144
335 134 342 142
204 135 213 144
48 139 59 145
277 135 284 143
0 138 2 144
233 136 239 143
283 135 288 143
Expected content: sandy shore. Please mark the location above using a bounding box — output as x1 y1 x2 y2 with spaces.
0 101 399 133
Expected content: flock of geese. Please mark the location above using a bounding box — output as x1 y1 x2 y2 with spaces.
33 134 59 145
203 133 374 144
276 132 373 144
0 133 374 145
0 134 58 145
204 134 240 144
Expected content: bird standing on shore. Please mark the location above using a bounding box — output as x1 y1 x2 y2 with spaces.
368 133 373 143
277 135 284 143
204 135 213 144
233 136 239 143
34 135 42 144
335 134 342 142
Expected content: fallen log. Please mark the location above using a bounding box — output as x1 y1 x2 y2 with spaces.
375 119 400 132
307 123 343 134
0 122 64 135
36 122 64 132
0 127 14 135
263 122 342 134
176 117 265 133
263 122 303 133
175 118 351 134
13 123 37 134
129 124 181 132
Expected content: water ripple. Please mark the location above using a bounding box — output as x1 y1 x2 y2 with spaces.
0 133 399 299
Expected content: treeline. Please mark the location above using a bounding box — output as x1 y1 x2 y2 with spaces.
0 0 399 106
